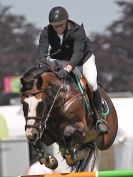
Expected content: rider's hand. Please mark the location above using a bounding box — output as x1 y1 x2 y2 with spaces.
57 68 68 79
64 65 73 73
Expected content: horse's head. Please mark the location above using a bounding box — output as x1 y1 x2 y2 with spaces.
20 67 47 142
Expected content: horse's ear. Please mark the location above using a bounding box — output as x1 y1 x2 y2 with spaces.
20 77 25 85
37 75 43 90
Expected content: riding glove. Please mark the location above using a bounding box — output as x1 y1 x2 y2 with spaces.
56 68 69 79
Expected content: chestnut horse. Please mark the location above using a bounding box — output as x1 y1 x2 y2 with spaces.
20 66 118 172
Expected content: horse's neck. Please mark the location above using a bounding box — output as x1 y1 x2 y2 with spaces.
42 72 60 84
42 72 80 105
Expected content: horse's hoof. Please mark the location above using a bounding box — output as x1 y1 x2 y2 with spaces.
40 156 58 169
65 153 78 166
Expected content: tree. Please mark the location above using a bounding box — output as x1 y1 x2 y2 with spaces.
1 1 133 96
91 0 133 92
0 3 40 93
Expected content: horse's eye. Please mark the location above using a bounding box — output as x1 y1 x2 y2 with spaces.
21 94 29 102
22 93 30 98
25 94 29 98
22 102 29 117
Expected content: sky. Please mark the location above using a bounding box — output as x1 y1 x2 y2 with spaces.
0 0 121 36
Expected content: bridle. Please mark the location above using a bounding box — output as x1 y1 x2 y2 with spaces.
21 84 63 139
22 90 43 97
21 90 44 133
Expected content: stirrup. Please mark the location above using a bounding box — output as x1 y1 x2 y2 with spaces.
95 119 109 136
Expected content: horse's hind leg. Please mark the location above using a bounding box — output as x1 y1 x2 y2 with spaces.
32 140 58 169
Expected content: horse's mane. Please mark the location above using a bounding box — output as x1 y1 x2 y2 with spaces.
20 65 50 92
22 65 50 80
20 63 76 94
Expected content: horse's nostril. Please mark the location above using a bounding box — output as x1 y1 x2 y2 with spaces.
26 132 33 140
33 132 38 140
26 128 39 142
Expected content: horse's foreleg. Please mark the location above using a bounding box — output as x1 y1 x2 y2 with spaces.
32 141 44 163
32 141 58 169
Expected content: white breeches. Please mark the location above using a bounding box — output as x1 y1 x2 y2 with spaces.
47 54 98 91
78 54 98 91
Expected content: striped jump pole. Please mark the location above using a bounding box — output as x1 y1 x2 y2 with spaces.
22 170 133 177
5 170 133 177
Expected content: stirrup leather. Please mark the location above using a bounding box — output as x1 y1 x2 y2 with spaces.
101 99 110 117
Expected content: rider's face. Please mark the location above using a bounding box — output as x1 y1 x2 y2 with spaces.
52 21 67 34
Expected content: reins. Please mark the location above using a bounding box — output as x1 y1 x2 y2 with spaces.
44 84 63 129
39 82 64 139
36 49 61 67
40 79 89 138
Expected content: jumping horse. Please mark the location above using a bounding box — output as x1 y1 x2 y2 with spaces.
20 63 118 172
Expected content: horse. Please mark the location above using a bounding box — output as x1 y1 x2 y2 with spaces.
20 65 118 172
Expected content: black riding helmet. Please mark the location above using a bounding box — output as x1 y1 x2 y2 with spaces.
49 6 69 25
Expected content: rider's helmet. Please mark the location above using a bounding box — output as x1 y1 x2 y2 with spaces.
49 6 69 25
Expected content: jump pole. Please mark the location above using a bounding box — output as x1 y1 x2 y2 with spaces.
99 170 133 177
9 170 133 177
22 172 96 177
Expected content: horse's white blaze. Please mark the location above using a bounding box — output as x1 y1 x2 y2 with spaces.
25 96 42 117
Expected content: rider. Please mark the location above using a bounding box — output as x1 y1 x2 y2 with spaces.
38 6 109 136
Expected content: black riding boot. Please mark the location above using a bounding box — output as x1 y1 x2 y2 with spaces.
93 88 109 136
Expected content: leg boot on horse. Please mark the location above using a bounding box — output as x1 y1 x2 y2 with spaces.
93 88 109 136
